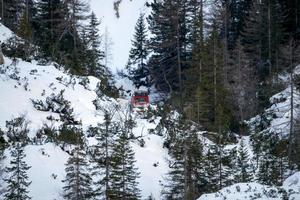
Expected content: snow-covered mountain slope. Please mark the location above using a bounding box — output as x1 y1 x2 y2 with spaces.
0 56 169 199
198 67 300 200
248 65 300 138
0 24 169 199
198 172 300 200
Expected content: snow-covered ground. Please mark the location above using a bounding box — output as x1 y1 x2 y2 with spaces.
198 172 300 200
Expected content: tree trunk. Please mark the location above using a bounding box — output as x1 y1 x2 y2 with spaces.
213 31 217 119
296 0 298 30
183 135 189 200
268 0 272 74
105 121 109 200
176 2 183 111
0 45 4 65
223 0 229 84
288 39 294 164
199 0 204 84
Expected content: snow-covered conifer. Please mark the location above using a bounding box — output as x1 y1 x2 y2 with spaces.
108 133 141 200
126 13 150 88
62 145 93 200
4 143 32 200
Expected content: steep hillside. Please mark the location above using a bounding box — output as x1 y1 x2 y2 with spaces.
198 67 300 200
0 24 169 199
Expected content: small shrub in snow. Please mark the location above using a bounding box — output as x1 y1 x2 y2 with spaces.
31 99 50 111
5 116 30 144
92 97 102 110
29 69 38 75
138 138 145 147
57 125 84 146
56 75 76 88
31 90 78 125
8 67 20 81
35 124 58 144
22 77 29 91
46 115 59 122
78 77 90 90
2 36 36 62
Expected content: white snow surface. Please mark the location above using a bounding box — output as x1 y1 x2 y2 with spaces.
198 172 300 200
0 23 12 43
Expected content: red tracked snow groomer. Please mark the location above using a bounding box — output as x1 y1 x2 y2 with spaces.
131 90 150 111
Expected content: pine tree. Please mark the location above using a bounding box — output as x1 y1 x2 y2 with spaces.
62 145 93 200
89 111 119 200
162 129 186 200
56 0 90 74
205 142 233 192
0 0 25 31
126 13 150 88
233 137 253 183
162 119 206 199
147 0 190 95
34 0 65 59
228 38 257 123
4 143 32 200
18 12 33 41
84 12 107 79
108 133 141 200
17 11 33 60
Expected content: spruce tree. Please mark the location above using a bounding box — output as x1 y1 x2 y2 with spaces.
89 111 119 200
108 133 141 200
147 0 190 95
0 0 25 31
4 143 32 200
56 0 90 74
34 0 65 59
85 12 107 79
162 131 186 200
234 137 253 183
162 119 206 199
126 13 150 88
205 143 233 192
62 145 93 200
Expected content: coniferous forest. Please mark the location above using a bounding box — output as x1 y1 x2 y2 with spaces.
0 0 300 200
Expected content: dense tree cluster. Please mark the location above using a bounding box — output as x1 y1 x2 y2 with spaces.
126 0 300 133
0 0 112 85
